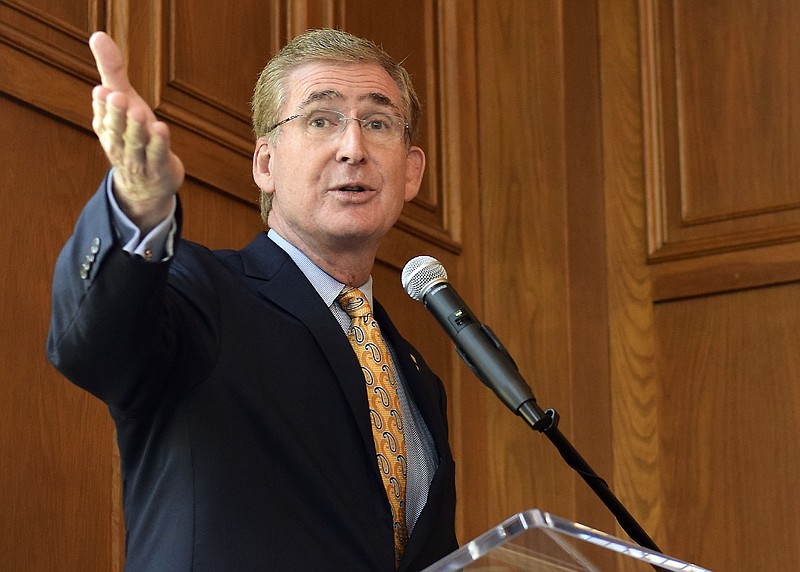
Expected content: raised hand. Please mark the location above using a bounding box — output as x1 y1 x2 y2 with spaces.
89 31 184 232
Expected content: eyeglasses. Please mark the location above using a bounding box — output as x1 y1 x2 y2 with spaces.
267 109 409 144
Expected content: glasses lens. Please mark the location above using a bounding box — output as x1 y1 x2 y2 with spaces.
359 113 405 143
303 110 343 135
300 109 406 143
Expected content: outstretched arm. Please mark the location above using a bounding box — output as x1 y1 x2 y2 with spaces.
89 31 184 233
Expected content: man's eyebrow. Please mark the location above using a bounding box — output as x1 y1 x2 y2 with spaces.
299 90 341 108
360 92 401 113
298 90 401 113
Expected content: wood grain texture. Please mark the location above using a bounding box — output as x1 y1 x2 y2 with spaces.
160 0 281 150
562 0 616 537
599 0 665 559
651 240 800 302
0 95 117 571
674 1 800 216
476 0 578 529
643 0 800 261
654 284 800 570
604 2 800 569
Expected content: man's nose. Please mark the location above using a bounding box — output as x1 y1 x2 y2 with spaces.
335 119 367 164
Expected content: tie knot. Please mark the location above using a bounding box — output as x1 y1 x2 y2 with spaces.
336 287 372 319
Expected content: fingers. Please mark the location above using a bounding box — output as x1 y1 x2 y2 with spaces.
104 101 159 182
91 86 108 137
96 92 129 167
146 122 172 172
93 89 149 178
122 110 148 177
89 31 132 93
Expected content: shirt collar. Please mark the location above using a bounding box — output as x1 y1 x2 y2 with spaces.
267 229 373 307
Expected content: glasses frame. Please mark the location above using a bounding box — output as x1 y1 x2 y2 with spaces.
266 109 410 143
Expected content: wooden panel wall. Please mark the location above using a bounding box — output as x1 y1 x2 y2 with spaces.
599 2 665 566
476 0 590 531
0 97 117 572
643 0 800 262
478 0 800 571
600 0 800 570
475 0 622 550
1 2 120 570
654 285 800 570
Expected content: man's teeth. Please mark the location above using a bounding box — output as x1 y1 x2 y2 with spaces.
342 186 365 192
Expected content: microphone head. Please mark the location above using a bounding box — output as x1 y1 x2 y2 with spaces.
402 255 448 301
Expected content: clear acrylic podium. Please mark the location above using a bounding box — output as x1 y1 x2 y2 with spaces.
422 509 711 572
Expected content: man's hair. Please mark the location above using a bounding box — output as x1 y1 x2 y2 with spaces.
251 28 421 225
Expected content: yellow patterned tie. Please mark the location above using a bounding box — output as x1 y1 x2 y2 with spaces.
337 287 408 567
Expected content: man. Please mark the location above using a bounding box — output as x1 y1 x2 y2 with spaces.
47 29 457 571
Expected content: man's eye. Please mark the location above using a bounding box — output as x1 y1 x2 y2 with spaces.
308 117 331 129
363 116 391 131
307 113 339 129
361 113 393 131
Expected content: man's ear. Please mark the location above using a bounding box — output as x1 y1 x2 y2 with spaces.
252 138 274 194
404 146 426 202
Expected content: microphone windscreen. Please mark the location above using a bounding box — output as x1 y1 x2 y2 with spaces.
401 256 448 300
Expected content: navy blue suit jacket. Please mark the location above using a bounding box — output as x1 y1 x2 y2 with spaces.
47 177 457 571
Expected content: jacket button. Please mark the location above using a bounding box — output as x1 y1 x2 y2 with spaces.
80 238 100 280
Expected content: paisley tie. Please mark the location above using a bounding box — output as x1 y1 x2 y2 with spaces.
336 287 408 566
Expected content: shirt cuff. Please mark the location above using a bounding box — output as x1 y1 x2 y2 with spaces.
106 169 177 261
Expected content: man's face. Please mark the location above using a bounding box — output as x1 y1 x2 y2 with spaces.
253 60 425 259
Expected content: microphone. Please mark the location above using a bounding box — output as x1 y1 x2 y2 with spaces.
401 255 537 416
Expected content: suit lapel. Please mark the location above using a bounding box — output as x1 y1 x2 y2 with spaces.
235 234 377 462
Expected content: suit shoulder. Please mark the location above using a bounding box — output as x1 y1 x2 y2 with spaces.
213 247 245 274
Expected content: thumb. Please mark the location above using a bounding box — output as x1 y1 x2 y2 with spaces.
89 31 132 93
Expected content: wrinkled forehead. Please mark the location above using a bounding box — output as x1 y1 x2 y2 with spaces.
282 60 404 115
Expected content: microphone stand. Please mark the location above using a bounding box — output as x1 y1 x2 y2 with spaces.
516 400 663 556
455 326 667 571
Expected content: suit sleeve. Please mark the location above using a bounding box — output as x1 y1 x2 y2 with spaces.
46 172 217 418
